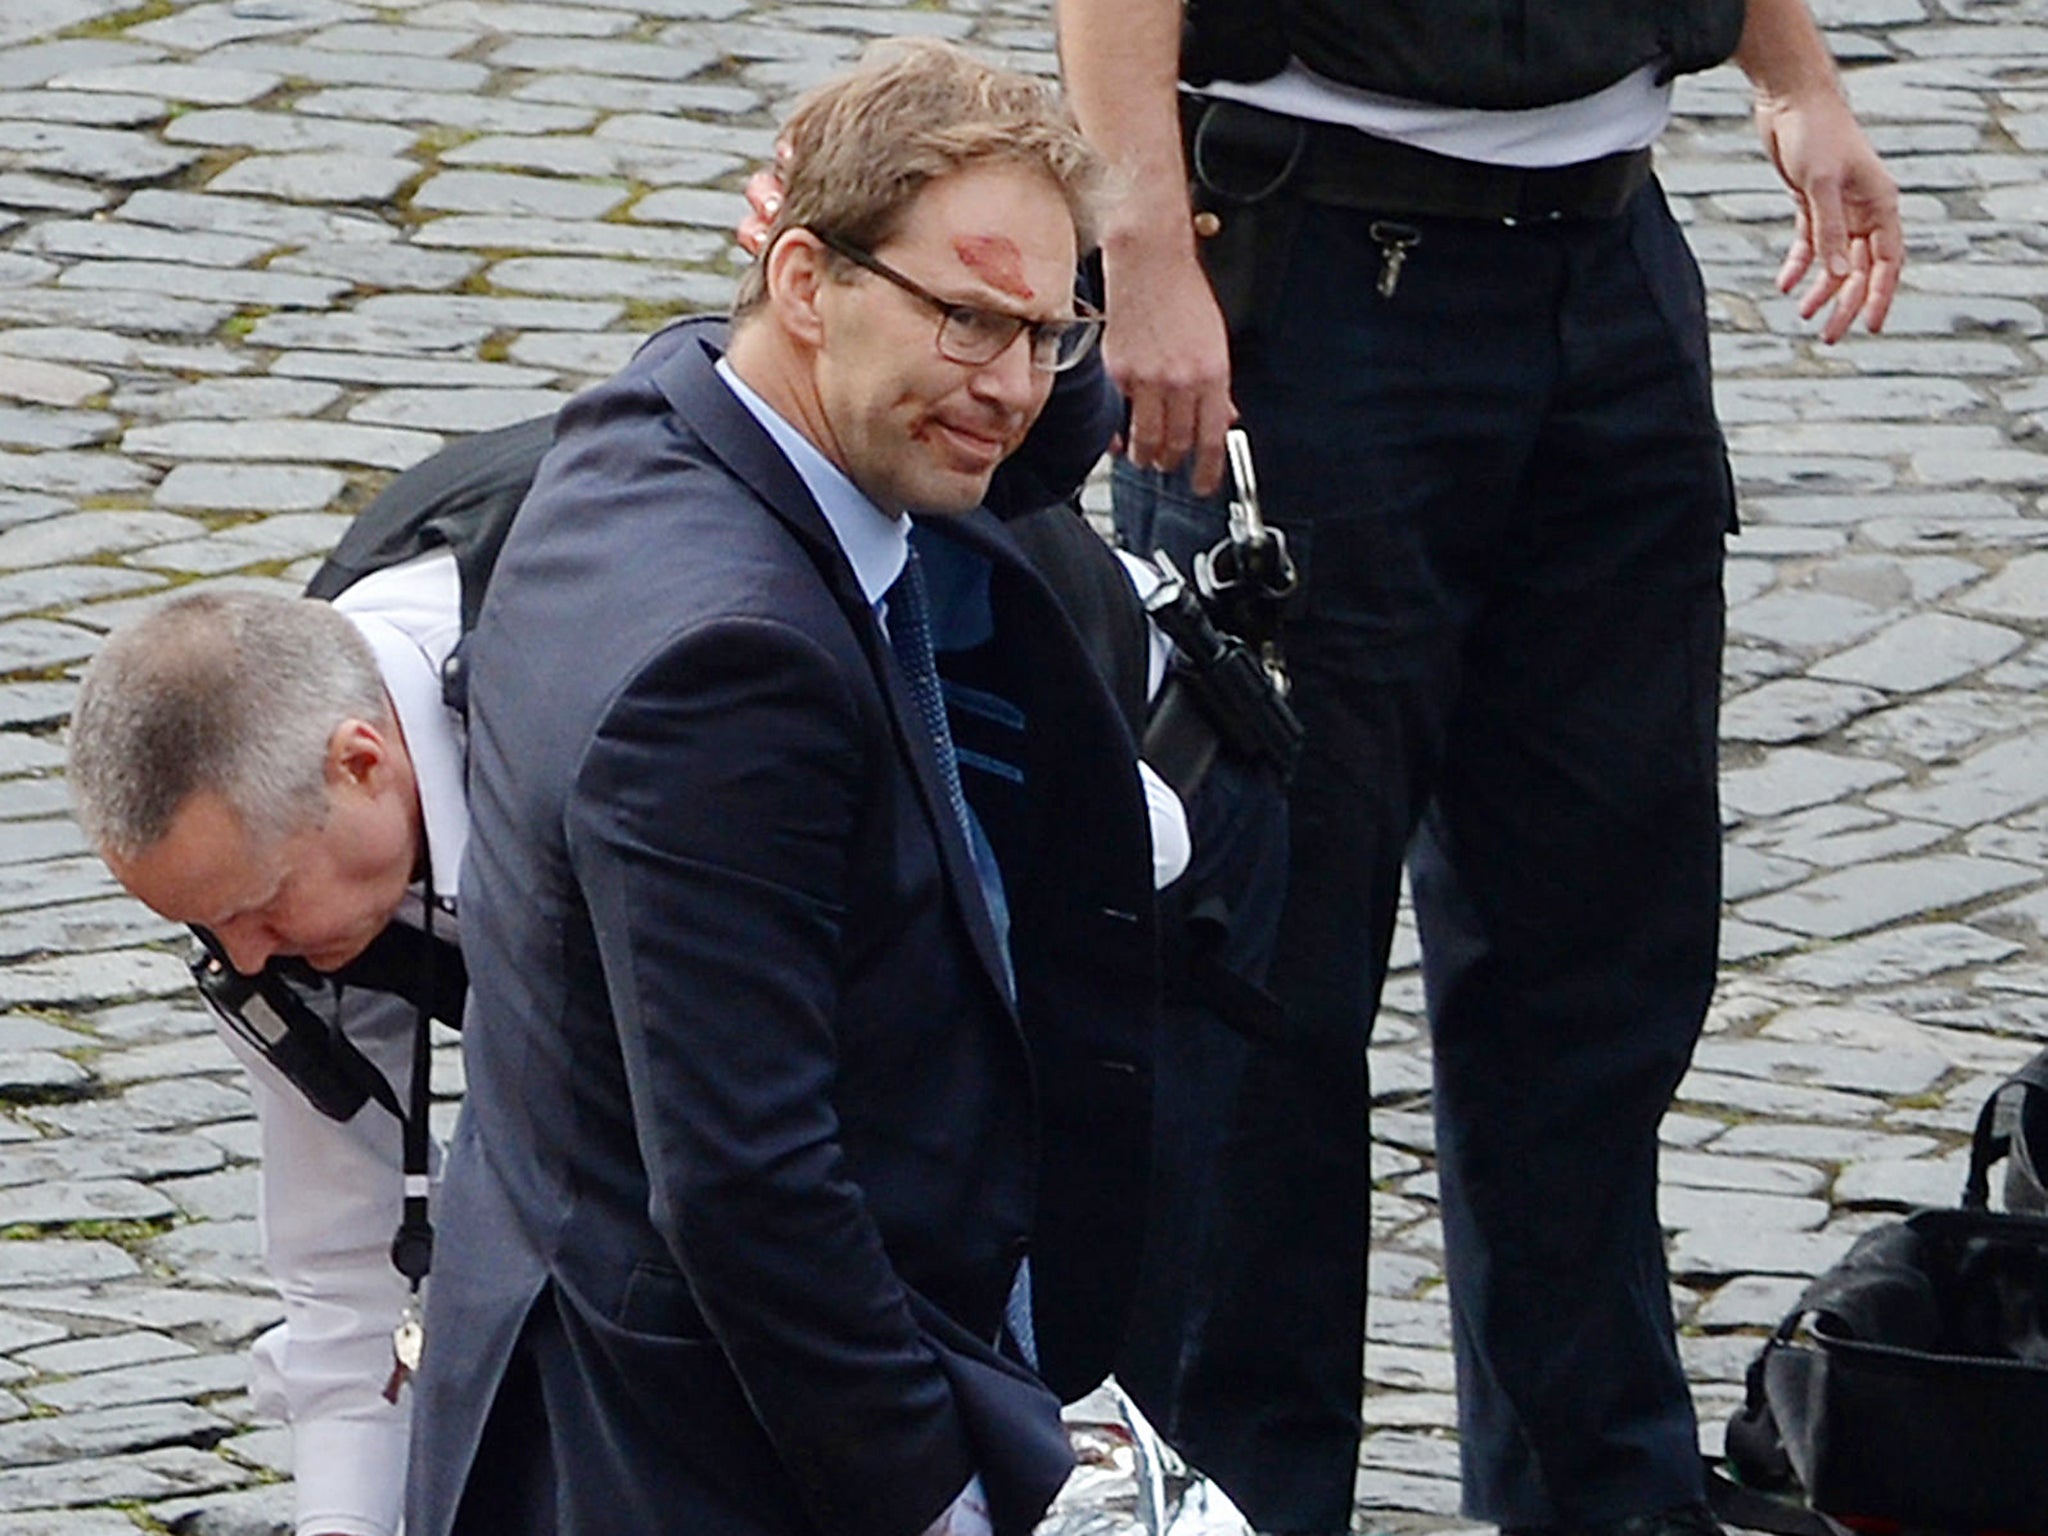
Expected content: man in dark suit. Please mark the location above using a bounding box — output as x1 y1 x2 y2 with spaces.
409 40 1159 1536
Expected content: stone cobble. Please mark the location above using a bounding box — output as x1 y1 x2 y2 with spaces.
0 0 2045 1531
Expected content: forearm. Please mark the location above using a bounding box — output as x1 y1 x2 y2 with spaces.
287 1416 410 1536
1055 0 1238 489
1055 0 1195 267
243 1071 413 1536
219 994 419 1536
1734 0 1844 106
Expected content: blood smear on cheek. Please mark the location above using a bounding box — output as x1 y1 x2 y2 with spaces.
953 235 1032 300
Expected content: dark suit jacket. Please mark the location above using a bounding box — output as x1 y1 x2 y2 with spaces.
409 325 1157 1536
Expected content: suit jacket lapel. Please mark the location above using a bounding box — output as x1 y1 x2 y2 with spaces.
653 336 1015 1013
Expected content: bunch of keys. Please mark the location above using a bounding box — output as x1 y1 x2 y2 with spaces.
383 1298 425 1403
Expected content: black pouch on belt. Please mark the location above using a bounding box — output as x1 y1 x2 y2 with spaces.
1182 96 1307 342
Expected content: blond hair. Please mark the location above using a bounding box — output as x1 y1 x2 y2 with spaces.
733 39 1104 316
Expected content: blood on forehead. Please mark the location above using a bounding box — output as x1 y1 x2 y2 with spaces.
952 235 1033 301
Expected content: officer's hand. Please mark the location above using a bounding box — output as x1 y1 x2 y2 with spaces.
1100 227 1238 497
736 140 794 258
1754 88 1902 344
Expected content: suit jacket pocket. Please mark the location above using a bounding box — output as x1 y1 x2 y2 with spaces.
903 1290 1073 1536
617 1259 715 1341
559 1276 810 1533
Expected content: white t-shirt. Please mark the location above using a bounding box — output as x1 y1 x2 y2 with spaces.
1202 59 1672 167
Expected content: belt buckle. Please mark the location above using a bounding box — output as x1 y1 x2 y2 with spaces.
1509 162 1577 225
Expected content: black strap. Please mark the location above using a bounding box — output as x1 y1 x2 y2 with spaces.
191 930 408 1125
332 918 466 1029
1705 1462 1849 1536
1142 678 1223 803
388 873 437 1289
1183 895 1289 1047
1963 1044 2048 1210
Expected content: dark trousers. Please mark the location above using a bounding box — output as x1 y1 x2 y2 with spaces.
1112 180 1730 1532
1117 752 1290 1453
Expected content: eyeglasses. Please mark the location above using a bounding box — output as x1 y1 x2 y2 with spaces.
810 227 1103 374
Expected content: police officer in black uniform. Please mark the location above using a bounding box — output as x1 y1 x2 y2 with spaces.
1055 3 1902 1533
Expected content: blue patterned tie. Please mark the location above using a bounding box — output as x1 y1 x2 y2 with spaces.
885 548 975 850
884 549 1034 1365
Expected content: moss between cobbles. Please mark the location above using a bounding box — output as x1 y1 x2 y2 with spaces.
621 297 693 333
332 473 390 520
61 0 176 37
386 167 437 223
1 663 87 686
222 558 301 583
411 124 470 160
0 1216 177 1243
115 1498 196 1535
0 1084 90 1111
603 187 653 224
8 1004 88 1032
197 509 260 533
179 146 250 191
214 1444 289 1484
1675 1103 1757 1126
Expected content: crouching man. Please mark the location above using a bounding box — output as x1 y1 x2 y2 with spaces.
68 562 464 1536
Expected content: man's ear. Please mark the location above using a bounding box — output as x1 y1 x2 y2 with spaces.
763 226 832 350
326 717 394 794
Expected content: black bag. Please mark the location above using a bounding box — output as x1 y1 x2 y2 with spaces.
1720 1047 2048 1536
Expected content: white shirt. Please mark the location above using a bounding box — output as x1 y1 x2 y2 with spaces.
217 549 464 1536
1204 60 1672 167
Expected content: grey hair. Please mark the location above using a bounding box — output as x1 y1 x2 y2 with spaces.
68 589 391 861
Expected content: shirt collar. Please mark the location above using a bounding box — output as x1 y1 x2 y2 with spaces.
347 594 466 904
716 357 909 606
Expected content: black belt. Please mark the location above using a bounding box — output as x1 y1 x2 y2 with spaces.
1185 96 1653 223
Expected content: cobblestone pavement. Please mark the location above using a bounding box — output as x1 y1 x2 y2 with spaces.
1 0 2046 1530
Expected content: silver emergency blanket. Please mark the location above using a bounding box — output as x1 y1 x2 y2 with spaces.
1041 1382 1255 1536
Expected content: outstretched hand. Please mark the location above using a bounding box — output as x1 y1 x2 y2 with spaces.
1754 88 1903 344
